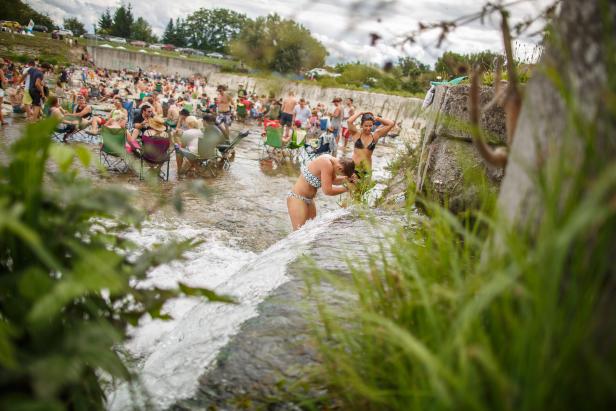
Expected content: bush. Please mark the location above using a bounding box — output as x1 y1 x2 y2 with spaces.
0 120 229 410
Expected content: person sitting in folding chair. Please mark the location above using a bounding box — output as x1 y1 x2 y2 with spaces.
59 95 92 142
48 96 66 121
174 115 203 175
139 116 172 181
90 96 127 134
128 104 153 153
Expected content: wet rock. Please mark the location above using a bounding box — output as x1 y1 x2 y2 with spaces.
436 85 506 145
425 136 503 214
414 85 507 213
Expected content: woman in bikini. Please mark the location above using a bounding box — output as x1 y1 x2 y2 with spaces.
346 111 394 176
287 155 356 230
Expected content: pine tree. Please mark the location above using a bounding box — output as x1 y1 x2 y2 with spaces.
162 18 174 44
111 3 134 39
98 8 113 34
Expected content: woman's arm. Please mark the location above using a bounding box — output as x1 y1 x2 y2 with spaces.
373 116 395 139
320 161 349 196
347 110 364 133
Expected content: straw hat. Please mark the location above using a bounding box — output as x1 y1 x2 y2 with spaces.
149 115 166 132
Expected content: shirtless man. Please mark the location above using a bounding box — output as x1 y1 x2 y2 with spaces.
280 90 297 142
216 85 235 138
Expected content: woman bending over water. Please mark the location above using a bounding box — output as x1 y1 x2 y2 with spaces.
287 155 355 230
347 111 394 175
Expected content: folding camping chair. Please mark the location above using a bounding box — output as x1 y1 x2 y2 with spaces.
177 132 220 177
99 127 129 172
139 134 171 181
287 128 307 161
52 115 92 143
261 125 285 159
217 130 249 171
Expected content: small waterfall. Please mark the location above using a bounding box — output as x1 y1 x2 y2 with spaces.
107 208 349 410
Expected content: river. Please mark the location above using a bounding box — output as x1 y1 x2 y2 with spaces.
0 116 411 409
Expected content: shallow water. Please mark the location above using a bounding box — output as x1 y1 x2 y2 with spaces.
0 115 411 410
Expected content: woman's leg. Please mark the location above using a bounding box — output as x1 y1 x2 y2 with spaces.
307 200 317 222
91 116 100 133
287 196 309 231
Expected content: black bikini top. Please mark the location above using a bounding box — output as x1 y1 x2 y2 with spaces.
354 133 377 151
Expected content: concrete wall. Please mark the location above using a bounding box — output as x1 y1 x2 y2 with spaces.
87 46 221 78
88 47 423 140
206 73 424 141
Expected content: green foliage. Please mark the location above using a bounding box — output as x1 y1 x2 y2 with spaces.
63 17 85 37
131 17 157 43
0 0 56 30
185 8 247 53
434 51 471 78
162 18 187 47
304 32 616 410
230 14 327 73
111 3 134 39
0 120 229 409
97 9 113 34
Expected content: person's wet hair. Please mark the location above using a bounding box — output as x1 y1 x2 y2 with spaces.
361 113 375 124
339 158 356 178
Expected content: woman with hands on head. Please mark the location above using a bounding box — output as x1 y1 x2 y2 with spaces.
346 111 394 176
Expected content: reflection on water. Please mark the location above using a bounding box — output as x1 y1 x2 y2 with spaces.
1 116 411 410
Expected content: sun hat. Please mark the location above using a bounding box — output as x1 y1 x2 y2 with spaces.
149 115 167 132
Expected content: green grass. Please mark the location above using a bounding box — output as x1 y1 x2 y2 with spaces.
299 22 616 411
76 38 239 69
0 31 75 65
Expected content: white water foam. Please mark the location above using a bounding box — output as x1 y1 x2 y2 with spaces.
107 208 348 410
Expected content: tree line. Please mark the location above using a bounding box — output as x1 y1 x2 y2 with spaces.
96 3 157 43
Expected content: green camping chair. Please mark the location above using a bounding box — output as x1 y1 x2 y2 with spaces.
236 104 247 121
262 125 284 159
287 128 307 161
99 127 129 172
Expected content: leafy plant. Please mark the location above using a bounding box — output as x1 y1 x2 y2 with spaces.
0 120 231 410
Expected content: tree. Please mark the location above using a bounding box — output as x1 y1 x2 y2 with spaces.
98 8 113 34
162 18 175 44
63 17 86 37
131 17 157 43
111 3 134 39
185 8 248 52
466 50 501 71
0 0 55 30
434 51 468 78
231 14 327 73
398 57 430 78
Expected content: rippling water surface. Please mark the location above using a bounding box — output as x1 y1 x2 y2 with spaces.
1 116 409 409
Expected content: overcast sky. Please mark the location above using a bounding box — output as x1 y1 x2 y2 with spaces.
30 0 551 66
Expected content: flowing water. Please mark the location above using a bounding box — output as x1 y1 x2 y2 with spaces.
0 116 410 409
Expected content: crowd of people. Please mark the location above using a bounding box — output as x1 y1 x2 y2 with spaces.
0 57 399 230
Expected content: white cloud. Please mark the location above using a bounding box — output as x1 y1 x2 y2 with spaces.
30 0 552 66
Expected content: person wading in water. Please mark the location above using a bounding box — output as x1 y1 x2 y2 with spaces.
286 155 355 230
